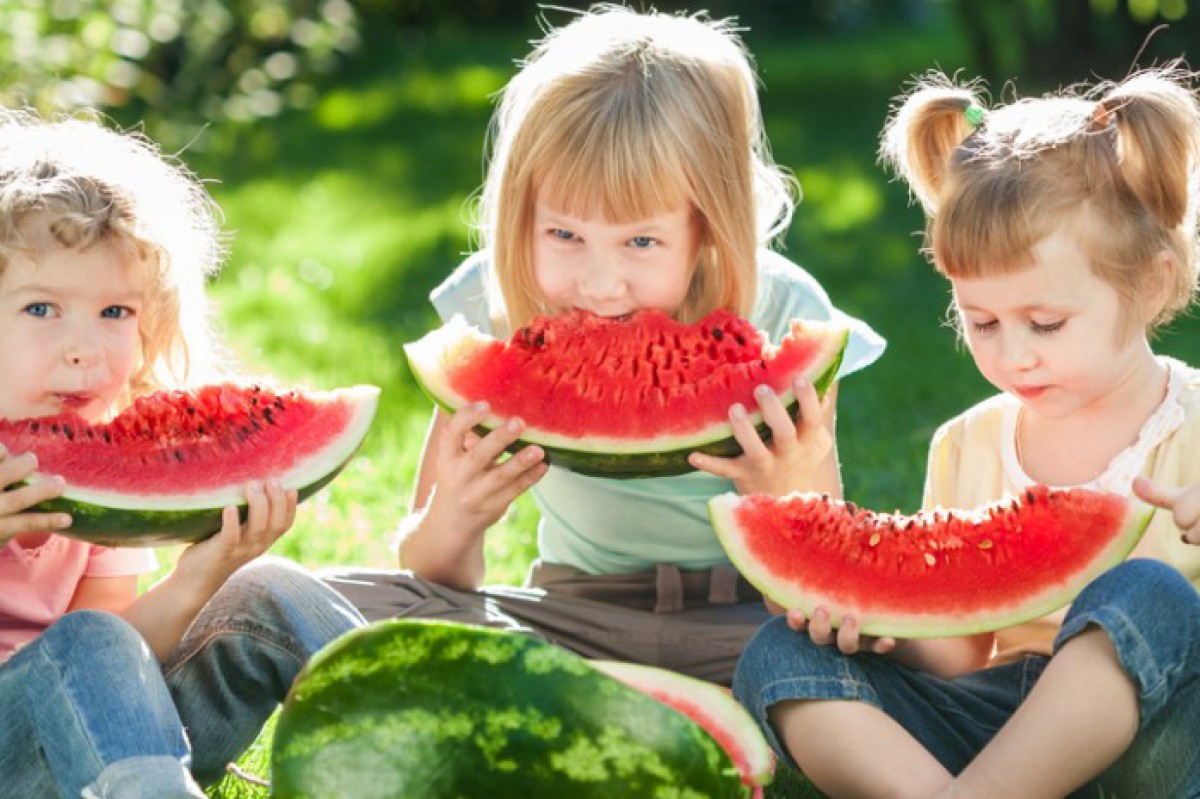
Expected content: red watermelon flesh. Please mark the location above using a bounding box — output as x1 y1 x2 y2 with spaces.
590 660 774 794
0 383 379 545
404 309 847 478
710 486 1153 638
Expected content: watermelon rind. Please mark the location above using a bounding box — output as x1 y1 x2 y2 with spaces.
25 385 380 547
270 619 752 798
589 660 774 790
709 490 1155 638
404 315 847 479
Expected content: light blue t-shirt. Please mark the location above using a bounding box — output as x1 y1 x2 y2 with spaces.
430 249 886 574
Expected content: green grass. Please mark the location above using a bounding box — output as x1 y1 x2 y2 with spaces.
152 18 1200 799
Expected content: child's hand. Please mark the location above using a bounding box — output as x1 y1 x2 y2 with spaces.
786 605 898 656
425 402 548 539
688 377 833 496
1133 477 1200 545
0 446 72 543
176 480 297 589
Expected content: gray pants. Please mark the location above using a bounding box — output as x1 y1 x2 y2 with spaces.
321 560 771 685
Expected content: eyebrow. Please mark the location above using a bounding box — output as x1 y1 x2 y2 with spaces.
9 285 144 303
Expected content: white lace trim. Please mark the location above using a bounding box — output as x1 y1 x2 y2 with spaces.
1001 357 1187 494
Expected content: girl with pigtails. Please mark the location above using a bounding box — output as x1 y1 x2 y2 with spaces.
734 68 1200 797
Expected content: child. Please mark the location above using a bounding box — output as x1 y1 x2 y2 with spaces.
323 6 885 685
733 68 1200 797
0 111 365 798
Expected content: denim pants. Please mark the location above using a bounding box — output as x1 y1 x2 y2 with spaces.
0 557 365 799
733 559 1200 798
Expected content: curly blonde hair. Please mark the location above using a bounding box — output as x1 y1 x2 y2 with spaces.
0 109 226 407
475 4 797 330
881 66 1200 331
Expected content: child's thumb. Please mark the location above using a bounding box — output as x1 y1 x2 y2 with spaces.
1132 476 1183 510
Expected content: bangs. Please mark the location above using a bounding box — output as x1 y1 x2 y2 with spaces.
529 91 694 220
932 156 1069 278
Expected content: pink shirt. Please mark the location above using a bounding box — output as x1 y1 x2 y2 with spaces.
0 535 156 661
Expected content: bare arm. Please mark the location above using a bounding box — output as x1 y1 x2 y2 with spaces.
121 482 297 660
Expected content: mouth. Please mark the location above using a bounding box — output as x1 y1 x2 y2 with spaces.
574 308 636 321
55 392 98 411
1012 385 1048 400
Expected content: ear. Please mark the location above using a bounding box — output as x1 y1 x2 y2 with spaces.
1139 249 1179 326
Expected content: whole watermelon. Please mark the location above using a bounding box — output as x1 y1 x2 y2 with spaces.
270 620 749 798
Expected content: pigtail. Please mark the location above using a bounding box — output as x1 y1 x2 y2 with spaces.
880 73 982 214
1099 68 1200 230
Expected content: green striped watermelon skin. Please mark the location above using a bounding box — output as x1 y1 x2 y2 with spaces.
271 620 750 798
34 465 346 546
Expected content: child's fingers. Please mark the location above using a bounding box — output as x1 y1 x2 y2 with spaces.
263 481 297 537
727 403 771 463
836 616 864 654
785 608 807 631
0 509 73 540
0 475 66 517
241 481 268 536
0 451 40 489
687 450 738 481
793 377 823 433
754 385 796 449
440 403 491 458
1132 476 1184 510
492 458 549 509
807 606 836 646
465 417 527 470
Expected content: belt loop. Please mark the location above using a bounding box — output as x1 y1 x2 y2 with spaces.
708 564 740 605
654 564 684 614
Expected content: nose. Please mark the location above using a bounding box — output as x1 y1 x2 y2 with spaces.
999 328 1038 372
579 259 624 302
64 328 103 369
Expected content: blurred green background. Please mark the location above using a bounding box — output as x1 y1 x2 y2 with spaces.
3 0 1197 581
3 3 1197 794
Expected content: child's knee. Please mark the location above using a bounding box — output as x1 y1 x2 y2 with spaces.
1071 559 1198 629
38 610 147 666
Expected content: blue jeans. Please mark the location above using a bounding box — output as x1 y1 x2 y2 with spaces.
0 557 365 799
733 559 1200 798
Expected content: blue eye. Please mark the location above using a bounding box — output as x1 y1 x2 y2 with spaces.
101 305 133 319
23 302 50 318
629 236 656 249
549 228 576 242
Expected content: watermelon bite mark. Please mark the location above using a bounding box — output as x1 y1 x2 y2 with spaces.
405 309 847 478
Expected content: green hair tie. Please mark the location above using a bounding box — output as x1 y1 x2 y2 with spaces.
964 104 986 130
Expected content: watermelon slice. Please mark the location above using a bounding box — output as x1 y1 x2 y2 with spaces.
0 383 380 546
404 309 847 478
589 660 774 797
710 486 1154 638
272 619 754 798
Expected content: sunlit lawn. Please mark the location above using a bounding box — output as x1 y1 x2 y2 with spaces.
152 18 1200 799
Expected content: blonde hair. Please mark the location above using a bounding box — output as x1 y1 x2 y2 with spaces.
476 4 796 329
0 109 226 408
881 67 1200 331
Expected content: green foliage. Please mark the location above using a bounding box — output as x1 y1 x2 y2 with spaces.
0 0 359 135
951 0 1200 87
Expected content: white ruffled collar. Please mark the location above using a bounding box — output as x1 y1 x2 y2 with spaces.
1001 357 1186 494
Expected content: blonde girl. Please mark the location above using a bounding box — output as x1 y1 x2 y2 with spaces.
734 68 1200 797
0 111 364 798
325 5 885 685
